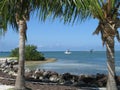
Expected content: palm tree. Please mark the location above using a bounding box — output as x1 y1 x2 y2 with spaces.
62 0 120 89
0 0 64 90
90 1 120 90
0 0 31 89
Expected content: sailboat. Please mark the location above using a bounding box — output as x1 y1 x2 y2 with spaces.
64 49 71 55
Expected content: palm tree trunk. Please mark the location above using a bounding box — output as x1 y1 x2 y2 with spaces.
15 20 26 90
106 36 117 90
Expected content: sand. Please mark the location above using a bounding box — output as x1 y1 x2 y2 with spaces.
25 58 57 66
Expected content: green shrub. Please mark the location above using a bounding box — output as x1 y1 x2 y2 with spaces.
10 45 45 61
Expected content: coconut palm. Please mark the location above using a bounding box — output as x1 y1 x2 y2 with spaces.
0 0 31 89
63 0 120 89
0 0 66 89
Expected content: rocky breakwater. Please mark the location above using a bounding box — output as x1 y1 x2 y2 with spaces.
25 70 120 87
0 59 18 77
0 60 120 88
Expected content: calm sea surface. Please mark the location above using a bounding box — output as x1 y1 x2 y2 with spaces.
0 51 120 75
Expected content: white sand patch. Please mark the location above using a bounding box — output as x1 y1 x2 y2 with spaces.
0 85 14 90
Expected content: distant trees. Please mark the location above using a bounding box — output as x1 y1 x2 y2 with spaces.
10 45 45 61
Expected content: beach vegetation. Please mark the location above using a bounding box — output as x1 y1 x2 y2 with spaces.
10 45 45 61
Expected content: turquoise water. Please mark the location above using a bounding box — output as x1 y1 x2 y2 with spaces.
0 51 120 75
0 52 10 57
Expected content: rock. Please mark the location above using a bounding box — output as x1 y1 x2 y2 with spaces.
33 74 39 79
63 80 73 86
43 78 50 83
35 68 40 73
96 73 105 80
71 75 79 83
25 71 34 79
79 74 86 79
0 66 114 88
59 75 65 84
12 67 18 73
39 76 43 80
50 71 58 76
1 63 6 68
80 75 95 84
8 71 13 75
73 81 86 87
12 60 18 65
62 73 73 81
116 76 120 85
97 76 107 87
25 68 31 73
3 69 9 73
49 75 59 82
8 71 17 76
43 71 51 79
12 72 17 76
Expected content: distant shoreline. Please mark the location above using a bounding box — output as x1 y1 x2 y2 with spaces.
0 57 57 66
25 58 57 66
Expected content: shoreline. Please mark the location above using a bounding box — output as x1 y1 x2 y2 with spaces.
25 58 57 66
0 70 108 90
0 64 120 90
0 57 57 67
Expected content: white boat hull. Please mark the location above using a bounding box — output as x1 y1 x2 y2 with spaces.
64 51 71 54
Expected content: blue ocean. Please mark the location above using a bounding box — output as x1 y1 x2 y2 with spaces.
0 51 120 75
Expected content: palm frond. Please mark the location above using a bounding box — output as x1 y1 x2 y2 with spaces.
93 23 102 35
0 9 7 36
36 0 63 22
62 0 92 24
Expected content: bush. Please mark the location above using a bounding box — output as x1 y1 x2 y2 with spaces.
10 45 45 61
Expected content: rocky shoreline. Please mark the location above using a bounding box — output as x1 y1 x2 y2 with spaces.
0 60 120 90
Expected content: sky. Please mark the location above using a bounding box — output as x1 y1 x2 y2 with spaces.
0 16 120 51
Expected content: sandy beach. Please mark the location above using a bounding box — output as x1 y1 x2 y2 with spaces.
25 58 57 66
